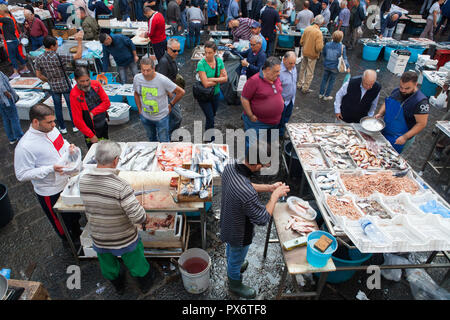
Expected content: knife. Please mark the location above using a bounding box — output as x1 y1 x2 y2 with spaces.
134 189 160 196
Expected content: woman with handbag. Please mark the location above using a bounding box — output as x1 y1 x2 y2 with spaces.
194 41 228 140
0 71 23 144
319 30 350 101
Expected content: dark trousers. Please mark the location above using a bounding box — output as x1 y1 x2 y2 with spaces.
188 21 201 48
86 122 109 149
50 91 73 130
153 39 167 62
198 93 220 139
31 36 44 51
36 192 81 240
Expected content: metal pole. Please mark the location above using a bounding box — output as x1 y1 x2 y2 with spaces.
263 217 273 259
200 206 207 249
276 267 288 300
54 210 80 264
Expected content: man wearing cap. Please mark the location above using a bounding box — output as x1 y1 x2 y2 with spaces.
250 21 266 52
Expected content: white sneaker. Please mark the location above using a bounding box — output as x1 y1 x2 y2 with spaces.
319 94 324 99
323 96 334 101
60 128 68 134
296 57 302 64
73 127 79 133
9 73 20 79
9 139 18 145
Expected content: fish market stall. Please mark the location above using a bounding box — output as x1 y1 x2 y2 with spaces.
420 120 450 192
269 122 450 299
53 141 230 262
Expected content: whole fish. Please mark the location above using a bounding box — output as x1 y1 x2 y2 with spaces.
174 167 204 179
139 145 157 157
216 161 225 174
199 189 209 199
193 177 201 194
200 168 208 188
120 148 141 166
206 168 213 186
212 146 228 161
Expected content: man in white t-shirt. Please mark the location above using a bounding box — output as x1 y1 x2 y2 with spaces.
133 57 185 142
420 0 444 40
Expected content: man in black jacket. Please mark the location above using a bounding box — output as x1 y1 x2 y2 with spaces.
156 38 183 139
349 0 366 50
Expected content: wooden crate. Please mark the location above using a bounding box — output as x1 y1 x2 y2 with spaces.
51 28 77 39
177 163 213 202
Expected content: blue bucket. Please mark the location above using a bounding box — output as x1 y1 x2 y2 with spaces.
314 248 372 283
407 46 426 63
167 36 186 54
384 46 405 61
278 35 294 48
362 44 383 61
127 96 138 111
306 231 337 268
421 75 438 97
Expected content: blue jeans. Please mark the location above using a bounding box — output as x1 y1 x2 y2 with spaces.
6 39 27 70
266 38 275 56
383 27 395 38
0 100 24 142
242 113 278 149
226 243 250 281
188 22 201 48
279 101 294 137
140 113 170 142
51 92 73 130
31 36 44 51
118 62 139 84
319 69 338 96
198 93 220 132
135 0 144 21
180 9 187 30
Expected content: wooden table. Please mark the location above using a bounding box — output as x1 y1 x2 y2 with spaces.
7 280 50 300
270 203 336 299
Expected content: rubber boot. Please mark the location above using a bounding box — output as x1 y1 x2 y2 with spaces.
135 268 155 294
240 260 248 273
109 267 126 295
228 276 256 299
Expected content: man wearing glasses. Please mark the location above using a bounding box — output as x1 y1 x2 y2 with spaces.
241 57 284 148
233 35 266 79
156 38 184 139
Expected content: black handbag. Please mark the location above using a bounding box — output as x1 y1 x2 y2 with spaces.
193 57 219 102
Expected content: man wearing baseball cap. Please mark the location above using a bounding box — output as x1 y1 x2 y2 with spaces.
250 21 267 52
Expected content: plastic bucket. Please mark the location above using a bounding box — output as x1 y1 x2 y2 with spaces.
0 184 14 228
178 248 211 294
384 46 405 61
314 247 372 283
306 231 337 268
362 44 383 61
407 46 426 63
421 74 438 97
278 35 294 48
127 96 138 111
167 36 186 54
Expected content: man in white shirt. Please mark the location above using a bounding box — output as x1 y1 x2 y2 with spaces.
420 0 444 40
334 70 381 123
14 104 82 243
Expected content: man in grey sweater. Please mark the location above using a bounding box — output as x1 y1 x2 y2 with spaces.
79 140 155 295
186 1 205 48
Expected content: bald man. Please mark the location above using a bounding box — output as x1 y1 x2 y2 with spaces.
334 70 381 123
381 11 402 38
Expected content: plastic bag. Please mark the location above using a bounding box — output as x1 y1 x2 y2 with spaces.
405 268 450 300
380 253 410 282
59 147 82 175
430 91 447 109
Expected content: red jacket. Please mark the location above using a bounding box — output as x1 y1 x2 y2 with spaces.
70 80 110 138
147 12 166 44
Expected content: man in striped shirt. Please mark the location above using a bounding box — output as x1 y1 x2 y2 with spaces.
228 17 255 42
220 141 289 298
79 141 155 295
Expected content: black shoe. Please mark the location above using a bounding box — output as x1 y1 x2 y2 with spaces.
135 268 155 294
110 267 126 295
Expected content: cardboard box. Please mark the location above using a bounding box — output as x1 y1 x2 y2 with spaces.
51 28 77 40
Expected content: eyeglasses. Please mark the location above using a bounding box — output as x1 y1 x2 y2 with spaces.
170 48 180 53
271 84 277 94
250 42 257 46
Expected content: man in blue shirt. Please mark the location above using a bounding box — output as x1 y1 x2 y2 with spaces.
99 33 139 84
234 34 267 78
227 0 240 26
380 11 402 37
250 21 267 52
57 0 75 24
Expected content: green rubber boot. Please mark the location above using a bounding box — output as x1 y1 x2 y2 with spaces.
240 260 249 273
228 276 256 299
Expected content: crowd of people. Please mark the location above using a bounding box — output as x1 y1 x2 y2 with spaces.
0 0 445 299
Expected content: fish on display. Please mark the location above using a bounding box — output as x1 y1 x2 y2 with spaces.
174 167 204 179
193 177 201 195
120 148 141 166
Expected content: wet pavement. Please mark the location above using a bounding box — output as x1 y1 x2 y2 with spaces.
0 1 449 301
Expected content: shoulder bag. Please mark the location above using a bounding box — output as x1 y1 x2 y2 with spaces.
338 44 347 73
193 56 219 102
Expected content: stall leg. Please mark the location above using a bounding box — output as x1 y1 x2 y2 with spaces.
315 272 329 300
276 267 288 300
419 131 441 174
426 251 438 264
54 210 80 264
200 206 207 249
263 217 273 259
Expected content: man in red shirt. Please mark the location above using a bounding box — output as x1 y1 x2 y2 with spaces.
70 67 111 148
141 5 167 62
241 56 284 148
24 9 48 51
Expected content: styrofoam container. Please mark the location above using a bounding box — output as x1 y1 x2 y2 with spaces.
117 142 159 171
406 214 450 251
137 213 182 242
15 91 45 108
108 102 131 125
82 246 98 257
354 193 395 220
60 174 83 206
323 194 366 228
82 142 127 168
311 170 346 200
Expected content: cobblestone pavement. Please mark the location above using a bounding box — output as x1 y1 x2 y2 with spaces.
0 3 449 300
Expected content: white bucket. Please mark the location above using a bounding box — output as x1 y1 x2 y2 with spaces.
178 248 211 294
